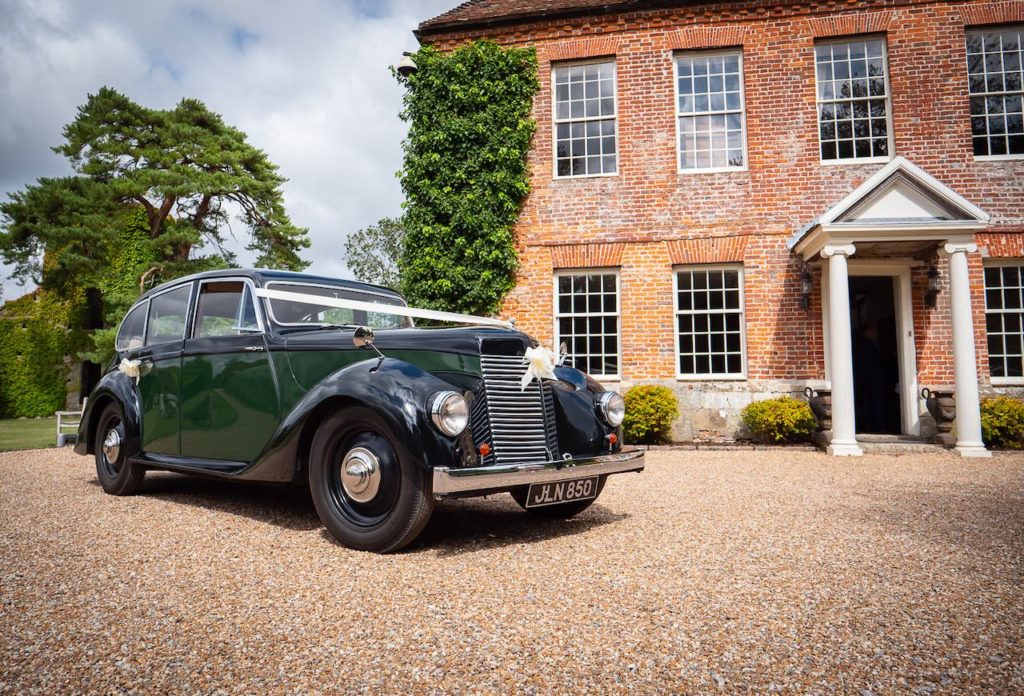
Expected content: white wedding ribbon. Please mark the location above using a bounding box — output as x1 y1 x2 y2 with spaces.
521 345 556 391
254 288 513 329
118 358 150 384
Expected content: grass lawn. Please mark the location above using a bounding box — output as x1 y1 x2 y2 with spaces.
0 417 57 452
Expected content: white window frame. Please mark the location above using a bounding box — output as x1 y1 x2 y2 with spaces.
672 264 748 381
674 48 749 173
965 25 1024 161
551 58 619 180
552 268 621 380
983 259 1024 386
813 35 895 165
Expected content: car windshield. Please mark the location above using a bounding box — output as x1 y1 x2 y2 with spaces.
265 282 412 329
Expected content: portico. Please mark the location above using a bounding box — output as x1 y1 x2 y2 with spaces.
789 157 992 457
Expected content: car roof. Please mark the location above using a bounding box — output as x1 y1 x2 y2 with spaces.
136 268 404 302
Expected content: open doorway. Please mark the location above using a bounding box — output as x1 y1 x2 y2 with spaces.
850 276 901 434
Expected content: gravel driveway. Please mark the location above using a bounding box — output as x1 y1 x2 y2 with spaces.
2 448 1022 694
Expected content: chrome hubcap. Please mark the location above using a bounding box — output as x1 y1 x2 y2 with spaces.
340 447 381 503
102 428 121 464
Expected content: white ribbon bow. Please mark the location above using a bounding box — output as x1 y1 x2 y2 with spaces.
521 346 556 391
118 358 150 384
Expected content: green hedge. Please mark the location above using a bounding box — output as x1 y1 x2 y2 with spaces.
0 291 77 417
741 396 816 444
980 396 1024 449
622 385 679 445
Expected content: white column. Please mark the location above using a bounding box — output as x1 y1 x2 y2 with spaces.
944 241 991 458
822 244 863 456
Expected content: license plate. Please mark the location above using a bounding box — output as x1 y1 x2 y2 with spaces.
525 477 599 508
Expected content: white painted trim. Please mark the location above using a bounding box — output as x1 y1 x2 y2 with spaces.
820 259 920 436
818 156 991 226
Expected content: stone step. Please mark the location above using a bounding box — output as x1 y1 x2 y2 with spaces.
855 436 952 455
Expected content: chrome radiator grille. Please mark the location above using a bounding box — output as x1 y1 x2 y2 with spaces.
478 354 555 465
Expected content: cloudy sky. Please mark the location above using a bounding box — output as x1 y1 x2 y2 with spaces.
0 0 456 300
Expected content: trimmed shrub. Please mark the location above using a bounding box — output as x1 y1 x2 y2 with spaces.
623 385 679 445
741 396 816 444
980 396 1024 449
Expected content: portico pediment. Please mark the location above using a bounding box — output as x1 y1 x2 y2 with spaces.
789 157 990 260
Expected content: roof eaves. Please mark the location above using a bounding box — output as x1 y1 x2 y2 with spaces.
415 1 693 40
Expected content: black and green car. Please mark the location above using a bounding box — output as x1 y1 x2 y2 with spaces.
76 269 644 552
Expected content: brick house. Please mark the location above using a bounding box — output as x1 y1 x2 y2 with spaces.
414 0 1024 456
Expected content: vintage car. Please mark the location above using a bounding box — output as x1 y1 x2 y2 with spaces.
75 269 644 551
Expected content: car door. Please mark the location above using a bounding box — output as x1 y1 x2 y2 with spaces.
179 278 280 462
138 282 193 455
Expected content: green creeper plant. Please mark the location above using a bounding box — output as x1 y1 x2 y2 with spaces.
623 385 680 445
0 290 82 418
395 41 539 315
741 396 816 444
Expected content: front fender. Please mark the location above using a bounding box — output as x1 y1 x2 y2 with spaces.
240 357 466 482
74 371 142 458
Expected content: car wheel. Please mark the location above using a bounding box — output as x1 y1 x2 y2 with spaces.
94 402 145 495
510 475 607 519
309 406 434 553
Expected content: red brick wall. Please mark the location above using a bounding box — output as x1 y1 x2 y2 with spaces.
423 0 1024 391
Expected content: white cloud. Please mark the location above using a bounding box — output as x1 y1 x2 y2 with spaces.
0 0 454 300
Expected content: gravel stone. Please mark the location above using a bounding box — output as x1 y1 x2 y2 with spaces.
1 448 1022 693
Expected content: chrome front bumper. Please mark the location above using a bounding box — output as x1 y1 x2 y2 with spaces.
431 448 645 497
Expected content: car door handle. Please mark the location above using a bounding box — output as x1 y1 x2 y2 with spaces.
244 345 265 352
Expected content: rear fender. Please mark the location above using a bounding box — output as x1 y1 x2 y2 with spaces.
74 371 142 458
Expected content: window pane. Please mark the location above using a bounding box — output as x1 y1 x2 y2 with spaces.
555 272 620 376
984 263 1024 382
816 38 890 161
677 50 745 169
116 302 148 352
554 62 616 177
676 268 745 376
146 285 192 345
966 28 1024 157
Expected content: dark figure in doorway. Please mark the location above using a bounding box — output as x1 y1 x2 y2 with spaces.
853 322 890 433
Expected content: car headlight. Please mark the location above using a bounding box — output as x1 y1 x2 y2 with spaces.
430 391 469 437
597 391 625 427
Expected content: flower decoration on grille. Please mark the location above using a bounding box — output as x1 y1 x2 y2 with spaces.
521 346 556 391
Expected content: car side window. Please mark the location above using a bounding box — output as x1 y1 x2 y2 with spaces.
146 284 191 345
115 302 148 352
193 281 261 338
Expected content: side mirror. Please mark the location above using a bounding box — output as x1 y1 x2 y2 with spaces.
353 326 375 349
557 341 569 366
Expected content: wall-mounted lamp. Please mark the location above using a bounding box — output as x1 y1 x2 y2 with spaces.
397 51 418 77
799 267 813 310
925 263 941 308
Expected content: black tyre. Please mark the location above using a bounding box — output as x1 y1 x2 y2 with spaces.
309 407 433 552
510 475 607 519
94 402 145 496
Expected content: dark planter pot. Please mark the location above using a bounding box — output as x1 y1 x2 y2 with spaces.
921 387 956 446
803 386 832 432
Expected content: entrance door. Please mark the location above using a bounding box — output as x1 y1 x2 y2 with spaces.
849 276 901 434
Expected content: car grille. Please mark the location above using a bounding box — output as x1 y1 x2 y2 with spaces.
477 354 558 465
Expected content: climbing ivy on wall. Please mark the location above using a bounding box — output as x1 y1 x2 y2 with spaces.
395 40 539 315
0 290 80 418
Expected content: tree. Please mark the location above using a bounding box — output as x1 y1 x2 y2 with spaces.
0 86 309 296
343 217 404 289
